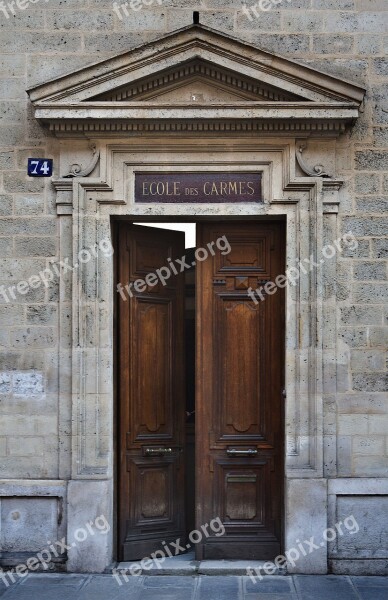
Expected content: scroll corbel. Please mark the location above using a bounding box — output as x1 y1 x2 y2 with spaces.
62 144 100 178
296 143 331 178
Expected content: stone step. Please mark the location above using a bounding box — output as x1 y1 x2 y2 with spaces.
114 554 286 577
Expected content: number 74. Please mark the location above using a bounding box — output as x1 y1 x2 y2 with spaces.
30 160 50 175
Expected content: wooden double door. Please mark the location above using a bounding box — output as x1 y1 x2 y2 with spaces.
117 221 285 561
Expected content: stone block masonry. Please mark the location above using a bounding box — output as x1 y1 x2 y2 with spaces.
2 0 383 481
0 0 386 577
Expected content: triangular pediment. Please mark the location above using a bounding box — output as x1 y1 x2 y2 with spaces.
90 58 305 104
147 79 250 103
28 23 365 137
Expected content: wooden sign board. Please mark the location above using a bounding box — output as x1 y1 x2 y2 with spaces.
135 173 263 203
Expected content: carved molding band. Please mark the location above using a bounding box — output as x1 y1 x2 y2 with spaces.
50 121 347 136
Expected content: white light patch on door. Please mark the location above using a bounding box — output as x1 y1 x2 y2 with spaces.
134 223 196 249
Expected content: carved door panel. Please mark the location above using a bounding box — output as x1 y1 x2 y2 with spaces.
118 224 186 561
196 222 285 560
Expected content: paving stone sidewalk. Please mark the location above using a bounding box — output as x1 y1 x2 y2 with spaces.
0 574 388 599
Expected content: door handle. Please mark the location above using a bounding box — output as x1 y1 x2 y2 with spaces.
227 448 258 457
144 447 173 457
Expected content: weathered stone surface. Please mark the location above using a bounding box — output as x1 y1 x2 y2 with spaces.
8 436 44 456
313 0 355 7
11 328 56 349
340 306 383 326
313 34 354 54
353 373 388 392
356 34 382 56
356 197 388 214
373 57 388 76
0 218 56 236
46 10 114 32
353 283 388 303
0 152 14 169
373 127 388 147
14 237 57 258
368 414 388 434
0 497 59 553
355 173 380 194
250 34 310 55
353 261 386 280
12 371 45 397
14 195 44 216
339 328 368 347
0 32 82 54
373 84 388 125
284 13 323 33
294 575 359 600
342 217 388 236
67 480 113 573
350 349 386 371
337 393 388 414
335 495 388 553
3 173 45 194
352 436 385 455
355 150 388 170
338 414 369 435
0 437 6 457
286 479 328 574
372 239 388 258
1 574 388 599
197 576 239 600
0 238 12 257
342 238 370 258
0 372 11 394
0 194 13 216
26 305 57 326
369 327 388 346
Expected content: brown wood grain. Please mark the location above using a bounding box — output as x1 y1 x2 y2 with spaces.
196 222 285 560
117 221 285 562
117 223 186 561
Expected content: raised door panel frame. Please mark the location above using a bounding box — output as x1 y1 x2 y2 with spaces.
126 456 179 528
132 297 174 443
217 298 265 441
53 138 341 571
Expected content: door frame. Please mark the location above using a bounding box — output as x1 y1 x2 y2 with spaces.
53 139 336 573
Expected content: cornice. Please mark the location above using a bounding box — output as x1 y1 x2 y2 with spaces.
43 118 349 138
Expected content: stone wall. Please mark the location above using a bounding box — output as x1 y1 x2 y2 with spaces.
0 0 387 572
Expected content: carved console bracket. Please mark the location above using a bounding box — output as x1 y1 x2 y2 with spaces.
62 144 100 178
296 143 331 178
